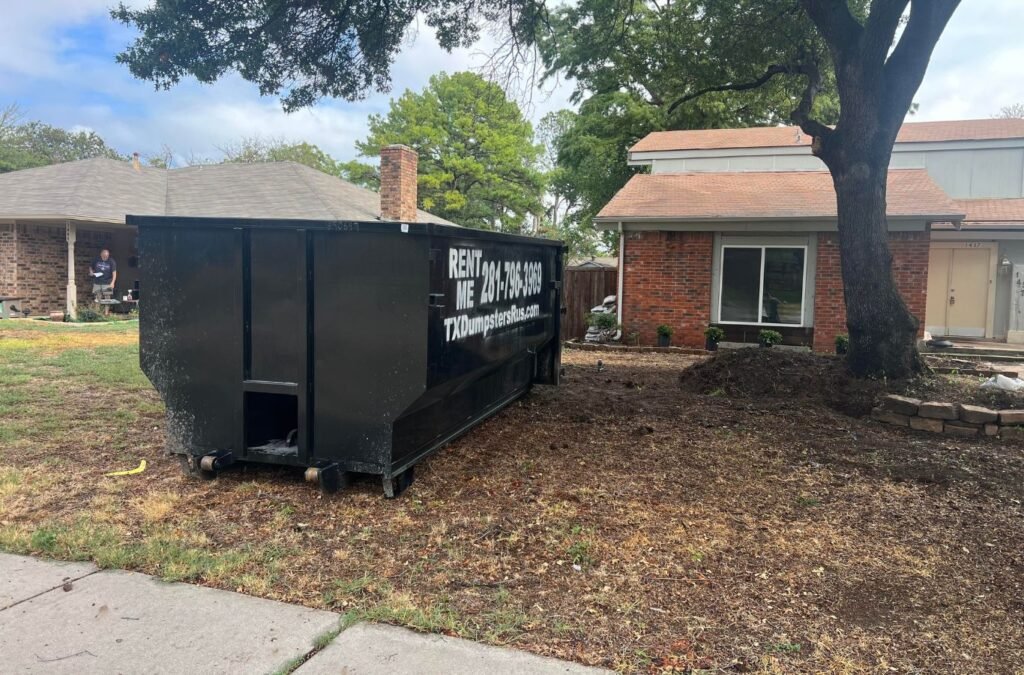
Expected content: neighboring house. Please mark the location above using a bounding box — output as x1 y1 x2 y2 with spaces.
0 145 446 316
596 118 1024 350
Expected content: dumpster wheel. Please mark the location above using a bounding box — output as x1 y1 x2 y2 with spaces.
304 463 349 495
383 467 415 499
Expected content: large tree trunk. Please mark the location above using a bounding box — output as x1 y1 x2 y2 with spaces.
829 157 923 378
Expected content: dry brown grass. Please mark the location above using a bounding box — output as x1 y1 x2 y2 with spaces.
1 325 1023 673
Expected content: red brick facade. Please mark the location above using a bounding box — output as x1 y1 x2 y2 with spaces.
621 229 930 352
812 231 929 352
0 223 114 315
379 144 419 222
0 224 15 298
621 231 713 346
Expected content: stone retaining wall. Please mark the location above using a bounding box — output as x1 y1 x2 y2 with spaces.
871 394 1024 439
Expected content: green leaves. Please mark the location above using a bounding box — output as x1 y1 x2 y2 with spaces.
354 72 544 232
0 113 124 173
112 1 521 112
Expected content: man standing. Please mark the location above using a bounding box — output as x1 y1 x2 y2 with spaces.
90 249 117 302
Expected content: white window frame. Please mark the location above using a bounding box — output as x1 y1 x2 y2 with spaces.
717 244 809 327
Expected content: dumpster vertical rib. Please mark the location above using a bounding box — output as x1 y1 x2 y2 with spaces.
301 229 314 462
241 226 252 458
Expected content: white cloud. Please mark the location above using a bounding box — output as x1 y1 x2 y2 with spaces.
1 1 1017 165
913 0 1024 120
0 5 573 163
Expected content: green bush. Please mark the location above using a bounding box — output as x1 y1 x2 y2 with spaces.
758 329 783 347
835 334 850 353
586 312 618 330
703 326 725 343
74 307 104 323
656 324 674 337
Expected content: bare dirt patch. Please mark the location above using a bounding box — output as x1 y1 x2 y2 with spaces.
2 336 1024 673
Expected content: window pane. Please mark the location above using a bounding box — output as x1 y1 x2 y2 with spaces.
720 248 762 322
762 248 804 325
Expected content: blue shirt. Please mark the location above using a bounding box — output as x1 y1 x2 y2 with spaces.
92 258 116 284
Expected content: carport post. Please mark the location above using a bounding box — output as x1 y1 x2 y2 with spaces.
66 221 77 317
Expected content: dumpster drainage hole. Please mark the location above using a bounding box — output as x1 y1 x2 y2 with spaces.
245 392 299 455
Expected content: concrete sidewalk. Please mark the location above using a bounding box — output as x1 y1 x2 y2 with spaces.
0 552 608 674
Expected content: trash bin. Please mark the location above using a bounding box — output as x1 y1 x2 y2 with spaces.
130 215 563 496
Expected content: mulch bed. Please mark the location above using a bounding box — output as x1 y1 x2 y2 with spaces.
4 346 1024 673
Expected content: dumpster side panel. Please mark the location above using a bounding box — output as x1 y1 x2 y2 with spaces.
139 226 244 454
389 236 561 472
311 231 429 472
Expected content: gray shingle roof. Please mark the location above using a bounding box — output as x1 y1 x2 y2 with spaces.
0 157 455 225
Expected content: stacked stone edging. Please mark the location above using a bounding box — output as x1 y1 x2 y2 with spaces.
870 394 1020 439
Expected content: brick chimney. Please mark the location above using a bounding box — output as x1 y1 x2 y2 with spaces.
379 144 418 222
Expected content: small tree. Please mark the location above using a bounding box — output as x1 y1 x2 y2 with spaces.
348 72 545 232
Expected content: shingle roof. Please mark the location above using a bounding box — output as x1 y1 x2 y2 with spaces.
955 198 1024 223
631 118 1024 153
931 198 1024 230
595 169 962 222
0 158 166 222
0 157 455 225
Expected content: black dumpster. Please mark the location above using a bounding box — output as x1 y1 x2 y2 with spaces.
130 216 563 496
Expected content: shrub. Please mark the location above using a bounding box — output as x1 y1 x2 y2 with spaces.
704 326 725 343
656 324 674 337
75 307 104 323
758 329 783 347
835 334 850 353
586 312 618 330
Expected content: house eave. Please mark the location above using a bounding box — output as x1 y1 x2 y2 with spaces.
593 214 963 232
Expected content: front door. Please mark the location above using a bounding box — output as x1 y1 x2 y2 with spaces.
926 245 993 337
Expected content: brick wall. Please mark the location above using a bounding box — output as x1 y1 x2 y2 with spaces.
4 224 116 315
0 224 16 297
812 231 929 352
15 224 66 314
621 231 713 347
620 229 930 352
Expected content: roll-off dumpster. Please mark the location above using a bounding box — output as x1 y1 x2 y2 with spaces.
130 215 563 496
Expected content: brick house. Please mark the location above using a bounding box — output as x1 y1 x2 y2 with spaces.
596 118 1024 351
0 145 443 317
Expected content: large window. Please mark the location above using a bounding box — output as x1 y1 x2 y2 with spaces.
719 246 806 326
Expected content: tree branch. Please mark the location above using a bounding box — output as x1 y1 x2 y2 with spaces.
666 64 790 114
881 0 960 130
787 59 833 146
862 0 910 66
799 0 864 58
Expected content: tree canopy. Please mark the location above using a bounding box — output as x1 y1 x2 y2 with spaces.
219 137 341 175
532 0 845 238
112 1 540 112
0 104 124 173
347 72 545 232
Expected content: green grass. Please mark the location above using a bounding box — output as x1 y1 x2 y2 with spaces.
0 318 139 333
0 322 156 445
0 518 285 585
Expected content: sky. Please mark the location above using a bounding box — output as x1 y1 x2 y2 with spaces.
0 1 1021 166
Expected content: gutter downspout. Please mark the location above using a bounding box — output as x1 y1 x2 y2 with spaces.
616 222 624 339
66 220 77 318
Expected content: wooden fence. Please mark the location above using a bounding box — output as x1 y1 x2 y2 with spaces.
562 267 618 340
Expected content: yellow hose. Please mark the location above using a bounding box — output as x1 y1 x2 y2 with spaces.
104 460 147 477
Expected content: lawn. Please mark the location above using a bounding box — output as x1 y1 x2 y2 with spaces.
1 320 1023 673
